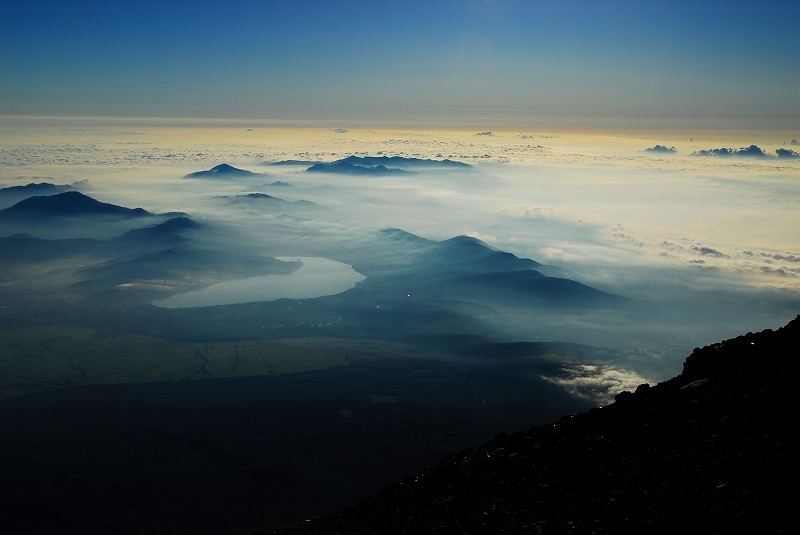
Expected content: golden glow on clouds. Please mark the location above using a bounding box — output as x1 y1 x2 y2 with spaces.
2 120 799 291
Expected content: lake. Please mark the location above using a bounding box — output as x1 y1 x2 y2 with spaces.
153 257 366 308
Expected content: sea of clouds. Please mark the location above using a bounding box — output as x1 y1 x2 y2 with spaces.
2 123 798 387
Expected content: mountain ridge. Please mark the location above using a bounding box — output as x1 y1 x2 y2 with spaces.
0 182 73 209
0 191 151 220
304 155 471 176
306 161 412 176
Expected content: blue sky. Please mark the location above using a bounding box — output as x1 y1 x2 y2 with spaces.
2 0 798 128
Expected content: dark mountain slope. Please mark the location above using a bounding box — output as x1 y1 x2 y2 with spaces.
450 269 627 308
0 218 199 265
0 191 150 221
280 316 799 534
434 235 542 274
0 182 72 209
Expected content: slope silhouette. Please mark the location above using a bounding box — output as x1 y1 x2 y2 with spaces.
0 191 150 220
0 182 71 209
279 316 799 534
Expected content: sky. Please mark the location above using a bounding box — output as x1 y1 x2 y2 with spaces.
2 0 799 129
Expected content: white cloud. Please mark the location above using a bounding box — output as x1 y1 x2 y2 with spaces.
542 364 652 405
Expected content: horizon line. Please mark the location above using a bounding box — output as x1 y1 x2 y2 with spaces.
1 114 798 136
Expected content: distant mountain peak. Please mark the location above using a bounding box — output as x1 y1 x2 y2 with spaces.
184 164 258 178
212 163 237 172
110 216 199 248
442 235 491 248
379 228 435 244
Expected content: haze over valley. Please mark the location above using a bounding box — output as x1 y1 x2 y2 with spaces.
1 1 798 532
2 126 798 402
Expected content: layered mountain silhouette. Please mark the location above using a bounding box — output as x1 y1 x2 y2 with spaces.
304 155 471 176
366 230 624 309
377 229 543 275
0 191 151 222
279 316 799 534
306 161 412 176
337 155 471 169
0 182 72 209
0 190 300 302
429 234 543 275
221 193 321 212
184 163 259 179
0 213 201 267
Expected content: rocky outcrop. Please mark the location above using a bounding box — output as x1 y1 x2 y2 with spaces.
278 317 799 534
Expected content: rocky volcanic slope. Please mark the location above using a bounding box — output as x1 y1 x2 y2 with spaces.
276 317 799 534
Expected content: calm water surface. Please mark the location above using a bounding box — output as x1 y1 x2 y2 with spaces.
153 257 365 308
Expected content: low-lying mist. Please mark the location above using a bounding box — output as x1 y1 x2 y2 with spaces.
2 124 799 397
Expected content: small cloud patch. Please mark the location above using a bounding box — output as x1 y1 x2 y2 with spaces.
691 145 770 158
776 148 800 159
542 364 651 405
691 245 729 258
643 145 677 154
